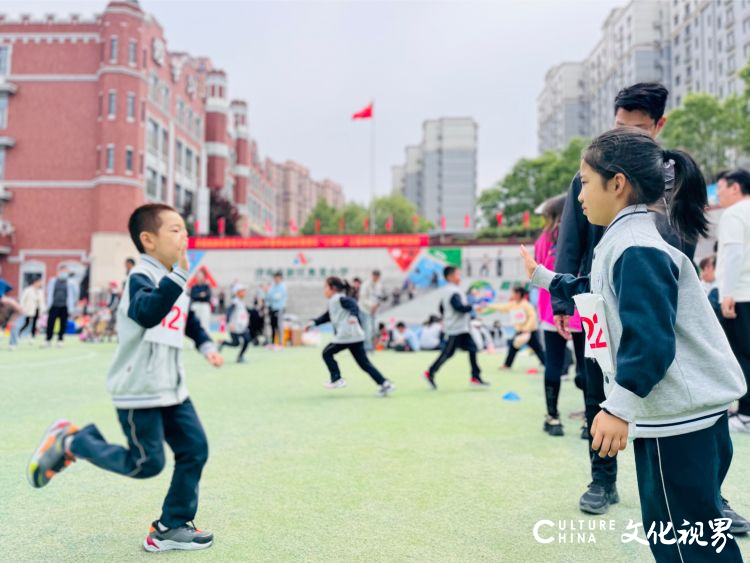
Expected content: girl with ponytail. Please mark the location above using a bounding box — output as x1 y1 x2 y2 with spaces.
519 127 746 561
305 276 394 396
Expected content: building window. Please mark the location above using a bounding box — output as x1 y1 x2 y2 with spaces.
160 175 167 201
162 86 170 112
194 116 201 137
184 189 194 217
125 147 134 173
161 128 169 161
175 140 183 171
109 36 118 64
676 74 681 86
0 94 7 129
185 147 194 177
108 90 116 118
20 260 45 291
176 98 184 124
127 92 135 120
149 73 159 103
146 167 158 197
98 92 103 117
147 119 159 154
96 146 100 170
0 46 9 76
0 147 5 180
128 39 137 66
175 183 182 207
106 145 115 172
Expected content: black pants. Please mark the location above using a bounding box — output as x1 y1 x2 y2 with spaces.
46 306 68 342
722 302 750 416
322 341 386 385
270 309 282 345
428 333 481 379
583 357 617 486
503 331 546 368
70 398 208 529
635 415 742 562
542 330 586 418
19 310 39 337
222 331 250 360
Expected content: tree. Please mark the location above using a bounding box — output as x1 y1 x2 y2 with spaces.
369 194 432 233
301 198 340 235
209 191 241 236
660 93 742 180
477 137 587 227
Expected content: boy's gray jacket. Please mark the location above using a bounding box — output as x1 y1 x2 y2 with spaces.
441 285 472 336
106 255 215 409
533 205 746 438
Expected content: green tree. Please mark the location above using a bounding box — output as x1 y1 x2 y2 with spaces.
301 198 340 235
477 137 587 228
660 93 742 180
369 194 432 233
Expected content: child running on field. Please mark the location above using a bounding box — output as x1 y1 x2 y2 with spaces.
27 204 224 553
521 128 746 561
306 276 395 397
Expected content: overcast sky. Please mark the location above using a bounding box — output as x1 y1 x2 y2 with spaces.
4 0 623 203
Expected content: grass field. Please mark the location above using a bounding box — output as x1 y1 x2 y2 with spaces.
2 339 749 562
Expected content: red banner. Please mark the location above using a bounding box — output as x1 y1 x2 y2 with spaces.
189 234 430 250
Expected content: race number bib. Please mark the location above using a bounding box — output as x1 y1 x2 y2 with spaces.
573 293 615 373
144 292 190 349
512 309 527 325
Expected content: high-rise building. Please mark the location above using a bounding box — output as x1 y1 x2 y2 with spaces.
538 0 750 152
537 62 588 153
392 118 477 233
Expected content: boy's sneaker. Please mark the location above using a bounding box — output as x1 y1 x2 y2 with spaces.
144 521 214 552
27 419 78 488
423 370 437 390
470 377 490 387
722 497 750 535
377 380 396 397
579 482 619 515
580 423 591 440
543 416 564 437
237 357 247 364
728 413 750 433
324 379 347 389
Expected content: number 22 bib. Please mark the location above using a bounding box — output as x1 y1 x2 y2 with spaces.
144 292 190 349
573 293 615 374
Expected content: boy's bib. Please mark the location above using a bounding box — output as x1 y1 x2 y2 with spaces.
573 293 615 374
144 292 190 349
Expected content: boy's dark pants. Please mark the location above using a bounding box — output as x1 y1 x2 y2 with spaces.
70 398 208 529
634 414 742 562
428 332 481 378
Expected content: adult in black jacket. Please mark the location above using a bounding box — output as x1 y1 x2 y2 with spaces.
554 83 748 532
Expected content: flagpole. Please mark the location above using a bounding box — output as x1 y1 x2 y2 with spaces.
369 100 375 235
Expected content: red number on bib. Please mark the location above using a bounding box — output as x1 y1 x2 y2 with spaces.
581 314 608 349
161 306 182 331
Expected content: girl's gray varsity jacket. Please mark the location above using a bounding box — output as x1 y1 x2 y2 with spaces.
532 205 746 438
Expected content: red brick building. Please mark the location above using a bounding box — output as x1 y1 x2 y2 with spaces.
0 0 341 297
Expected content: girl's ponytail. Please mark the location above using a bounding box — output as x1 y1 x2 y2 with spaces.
663 149 709 242
326 276 352 296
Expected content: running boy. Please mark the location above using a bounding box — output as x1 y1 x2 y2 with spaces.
306 276 395 397
219 283 251 363
521 128 746 561
423 266 489 389
27 204 224 553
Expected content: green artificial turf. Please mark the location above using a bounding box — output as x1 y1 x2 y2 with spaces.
2 339 749 562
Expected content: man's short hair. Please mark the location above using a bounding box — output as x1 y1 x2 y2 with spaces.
724 168 750 196
614 82 669 123
396 322 406 329
128 204 177 254
443 265 457 279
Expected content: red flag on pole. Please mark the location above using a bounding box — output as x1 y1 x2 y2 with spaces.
440 215 447 231
314 218 321 234
363 216 369 231
338 216 345 233
412 214 419 228
352 102 373 120
385 215 393 232
523 210 530 229
289 218 298 233
194 220 201 234
464 214 471 228
217 217 226 236
264 218 272 234
495 211 503 227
